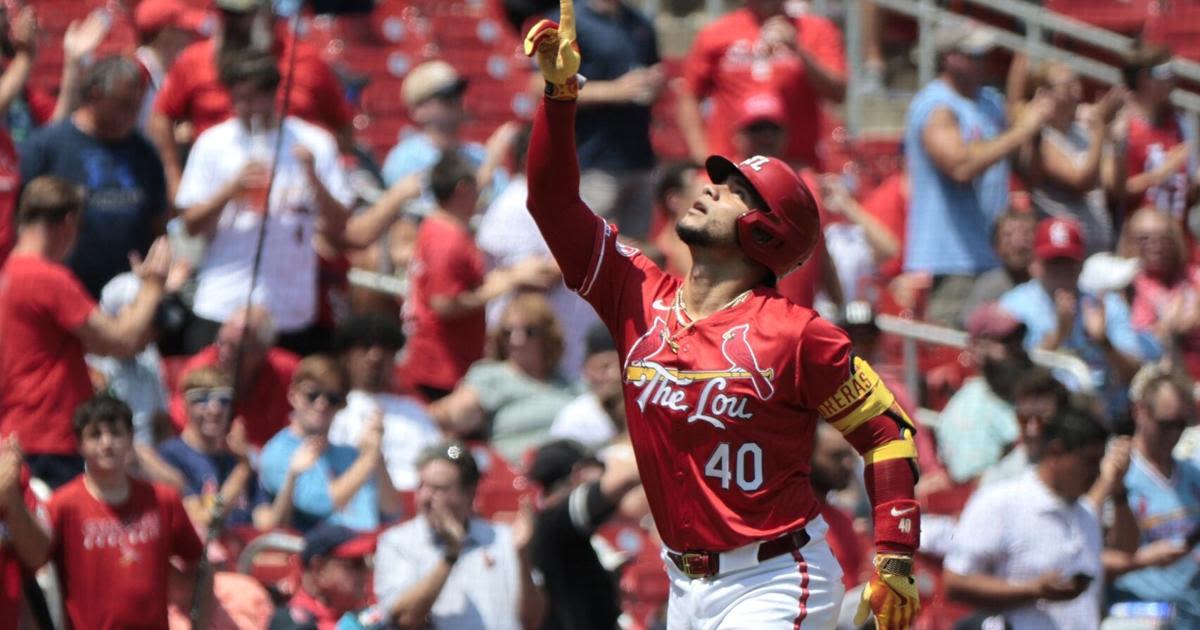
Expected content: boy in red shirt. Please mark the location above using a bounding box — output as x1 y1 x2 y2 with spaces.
48 394 208 630
401 154 555 400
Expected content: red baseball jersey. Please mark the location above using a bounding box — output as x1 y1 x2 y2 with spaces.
567 216 866 552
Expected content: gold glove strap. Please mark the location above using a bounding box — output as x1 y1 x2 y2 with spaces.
877 555 914 577
544 75 582 101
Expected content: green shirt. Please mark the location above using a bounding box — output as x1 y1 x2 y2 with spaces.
465 360 579 462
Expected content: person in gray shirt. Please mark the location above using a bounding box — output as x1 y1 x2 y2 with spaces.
960 210 1036 325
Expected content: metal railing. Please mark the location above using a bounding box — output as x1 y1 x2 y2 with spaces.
875 314 1097 405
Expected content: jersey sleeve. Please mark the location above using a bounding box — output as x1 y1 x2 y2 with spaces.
46 266 98 332
681 26 719 97
799 16 846 76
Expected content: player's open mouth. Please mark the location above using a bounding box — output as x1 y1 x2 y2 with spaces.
689 202 708 215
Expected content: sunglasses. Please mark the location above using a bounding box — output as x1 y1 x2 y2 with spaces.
503 325 543 339
303 389 346 407
1154 416 1190 432
185 388 234 407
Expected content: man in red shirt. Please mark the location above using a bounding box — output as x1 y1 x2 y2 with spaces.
677 0 846 171
169 305 299 447
149 0 353 201
1120 45 1197 220
48 394 207 630
401 154 555 401
0 436 50 626
0 177 170 488
524 5 919 627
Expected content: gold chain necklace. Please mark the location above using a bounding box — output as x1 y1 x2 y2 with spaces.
661 286 752 352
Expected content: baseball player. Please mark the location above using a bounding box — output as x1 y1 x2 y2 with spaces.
523 1 921 627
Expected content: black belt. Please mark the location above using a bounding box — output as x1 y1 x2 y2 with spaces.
667 529 811 579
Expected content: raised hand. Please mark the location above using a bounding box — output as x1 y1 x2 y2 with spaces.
523 0 581 99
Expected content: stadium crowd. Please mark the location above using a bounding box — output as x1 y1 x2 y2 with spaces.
0 0 1197 628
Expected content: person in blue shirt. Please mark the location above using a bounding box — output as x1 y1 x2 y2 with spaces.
1107 368 1200 626
158 366 257 529
254 354 384 533
1000 218 1160 417
546 0 660 239
903 22 1051 325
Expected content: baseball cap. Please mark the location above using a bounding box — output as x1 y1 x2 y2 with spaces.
931 21 996 57
402 60 469 110
733 92 787 131
965 303 1025 341
301 524 376 566
528 439 595 490
1033 218 1085 262
135 0 212 37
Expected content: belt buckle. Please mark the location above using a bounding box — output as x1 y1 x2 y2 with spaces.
680 552 714 579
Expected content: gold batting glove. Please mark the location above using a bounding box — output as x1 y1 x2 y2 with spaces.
853 554 920 629
522 0 582 100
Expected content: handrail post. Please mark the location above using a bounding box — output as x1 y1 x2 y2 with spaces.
916 0 936 87
846 0 864 137
903 335 920 408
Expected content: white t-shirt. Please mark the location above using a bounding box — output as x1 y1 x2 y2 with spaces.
549 392 616 449
476 175 600 379
327 390 441 491
945 470 1104 629
177 116 353 331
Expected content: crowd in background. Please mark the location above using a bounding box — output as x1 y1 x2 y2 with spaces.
0 0 1198 628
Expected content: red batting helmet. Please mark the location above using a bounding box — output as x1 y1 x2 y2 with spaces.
705 154 821 278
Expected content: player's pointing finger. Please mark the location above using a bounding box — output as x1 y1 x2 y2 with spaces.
559 0 575 42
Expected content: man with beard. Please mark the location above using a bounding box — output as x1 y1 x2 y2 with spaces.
935 303 1034 484
1000 217 1158 416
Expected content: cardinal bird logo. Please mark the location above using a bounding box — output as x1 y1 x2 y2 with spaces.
624 317 671 379
720 324 775 400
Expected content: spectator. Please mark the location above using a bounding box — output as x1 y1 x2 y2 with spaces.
978 367 1070 487
268 524 375 630
1107 369 1200 625
380 61 512 216
944 405 1109 628
1118 44 1196 219
169 306 299 447
476 124 598 379
431 293 578 462
150 0 354 201
677 0 846 170
546 0 661 239
403 153 555 400
176 50 352 356
158 367 256 530
904 23 1051 325
0 436 51 625
20 55 168 298
819 173 902 303
48 394 207 629
811 424 867 590
528 439 641 630
960 210 1036 322
1028 63 1124 254
374 442 546 630
0 5 37 265
935 303 1031 483
549 324 623 450
861 170 909 281
133 0 210 133
255 355 382 533
1000 218 1159 414
1120 207 1200 377
0 178 169 488
328 315 441 493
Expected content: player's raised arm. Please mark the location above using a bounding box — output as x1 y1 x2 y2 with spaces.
522 0 605 289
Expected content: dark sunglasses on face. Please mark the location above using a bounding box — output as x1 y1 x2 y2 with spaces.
304 389 346 407
1154 416 1190 432
185 388 234 407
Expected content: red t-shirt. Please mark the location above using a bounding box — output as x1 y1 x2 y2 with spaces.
154 37 353 137
0 255 97 455
0 469 45 622
0 128 20 267
1125 112 1192 217
402 214 487 392
168 345 299 446
861 173 908 280
682 9 846 169
49 476 203 630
